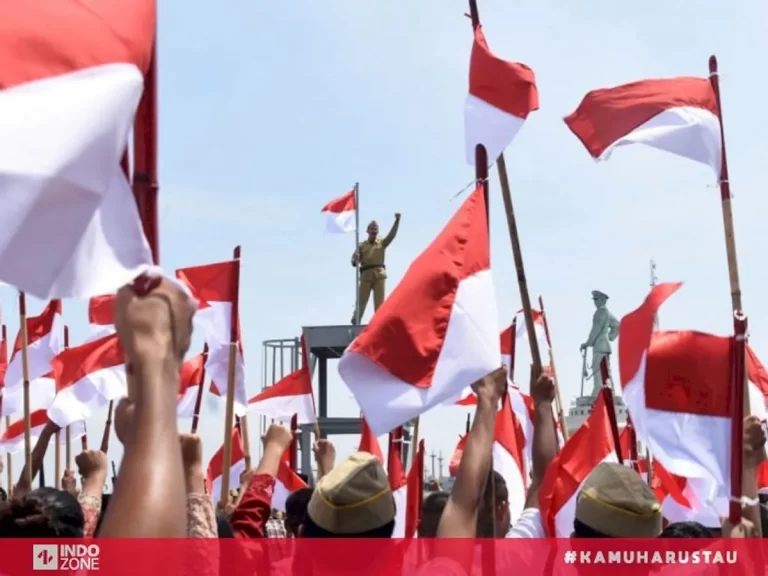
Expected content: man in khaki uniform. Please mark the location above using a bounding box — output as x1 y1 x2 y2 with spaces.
351 213 400 324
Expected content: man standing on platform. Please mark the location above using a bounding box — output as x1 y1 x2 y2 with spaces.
351 213 401 324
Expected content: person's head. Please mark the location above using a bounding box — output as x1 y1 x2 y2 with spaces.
572 463 662 538
0 488 84 538
477 471 510 537
660 521 713 538
303 451 395 538
591 290 609 309
418 491 448 537
0 487 7 502
284 487 313 537
217 513 235 538
367 221 378 241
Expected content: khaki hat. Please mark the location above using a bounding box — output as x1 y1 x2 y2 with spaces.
307 451 395 535
575 462 662 538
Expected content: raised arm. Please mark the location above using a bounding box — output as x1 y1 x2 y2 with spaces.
381 213 401 248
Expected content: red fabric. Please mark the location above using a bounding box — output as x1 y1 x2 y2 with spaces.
320 189 356 214
88 295 116 326
229 473 275 539
565 78 718 159
358 418 384 462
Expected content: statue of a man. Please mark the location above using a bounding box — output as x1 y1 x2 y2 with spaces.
351 214 401 324
580 290 619 396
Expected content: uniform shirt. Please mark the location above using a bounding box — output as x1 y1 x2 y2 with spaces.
353 222 399 272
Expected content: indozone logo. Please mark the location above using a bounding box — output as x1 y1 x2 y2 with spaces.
33 544 100 571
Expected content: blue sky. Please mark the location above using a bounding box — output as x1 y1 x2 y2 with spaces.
3 0 768 488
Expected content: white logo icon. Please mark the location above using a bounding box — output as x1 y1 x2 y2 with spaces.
32 545 58 571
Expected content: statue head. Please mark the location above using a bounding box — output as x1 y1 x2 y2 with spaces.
367 220 378 240
591 290 609 309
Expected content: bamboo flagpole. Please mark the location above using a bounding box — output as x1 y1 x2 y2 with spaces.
219 246 242 504
190 344 209 434
54 430 61 489
18 292 33 486
729 312 747 525
100 401 114 453
1 325 11 495
354 182 361 325
63 326 72 472
465 0 542 379
537 296 569 441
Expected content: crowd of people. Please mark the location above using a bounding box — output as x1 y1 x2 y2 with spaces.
0 277 766 574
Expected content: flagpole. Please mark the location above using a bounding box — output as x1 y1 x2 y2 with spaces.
354 182 361 325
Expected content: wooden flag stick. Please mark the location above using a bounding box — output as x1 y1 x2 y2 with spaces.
538 296 569 441
190 344 209 434
100 401 114 453
219 246 242 505
54 431 61 489
81 421 88 451
18 292 33 486
4 416 11 497
63 326 72 471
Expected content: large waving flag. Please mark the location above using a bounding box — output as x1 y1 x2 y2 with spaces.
565 77 721 176
0 0 154 298
339 184 499 434
321 189 356 234
464 26 538 165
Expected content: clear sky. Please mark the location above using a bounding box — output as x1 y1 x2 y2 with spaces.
3 0 768 489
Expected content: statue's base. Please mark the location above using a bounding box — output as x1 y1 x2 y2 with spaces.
565 392 628 437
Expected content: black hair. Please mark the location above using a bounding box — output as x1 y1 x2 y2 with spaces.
660 521 713 538
217 513 234 538
573 518 610 538
418 491 449 537
301 514 395 538
0 488 84 538
0 487 7 502
284 488 313 536
477 471 509 537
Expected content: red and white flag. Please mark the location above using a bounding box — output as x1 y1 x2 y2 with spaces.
494 392 528 524
513 308 548 347
0 371 56 419
88 294 117 340
0 409 85 455
339 185 499 434
5 300 62 390
539 389 619 536
47 333 126 427
448 434 467 477
404 439 424 539
358 418 384 462
177 353 206 419
247 337 316 424
565 77 721 176
206 428 246 502
321 189 356 234
388 429 408 538
619 283 768 512
464 26 538 165
272 453 309 512
0 1 154 299
177 259 247 417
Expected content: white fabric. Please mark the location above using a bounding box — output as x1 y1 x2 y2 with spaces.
47 365 126 428
597 106 722 178
0 63 152 299
0 420 85 455
340 270 499 435
391 485 407 538
210 457 246 504
323 209 356 234
5 321 61 390
464 94 524 165
505 507 545 538
0 376 56 418
248 392 316 425
493 441 526 525
177 385 200 419
509 386 534 484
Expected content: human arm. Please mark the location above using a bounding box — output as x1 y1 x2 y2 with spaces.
75 449 108 538
14 421 59 498
382 213 401 248
313 438 336 480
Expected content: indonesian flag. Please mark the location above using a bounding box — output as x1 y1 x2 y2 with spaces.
565 77 721 177
247 337 316 425
321 189 356 234
88 294 117 340
177 353 206 419
47 333 126 428
0 0 154 299
0 333 7 415
5 300 62 390
494 392 528 524
387 428 408 538
206 428 246 502
404 439 424 539
464 26 538 165
619 283 768 513
272 452 309 512
359 418 384 462
539 389 619 536
177 260 247 417
0 409 85 455
339 185 499 434
0 371 56 419
513 308 548 347
449 434 468 477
